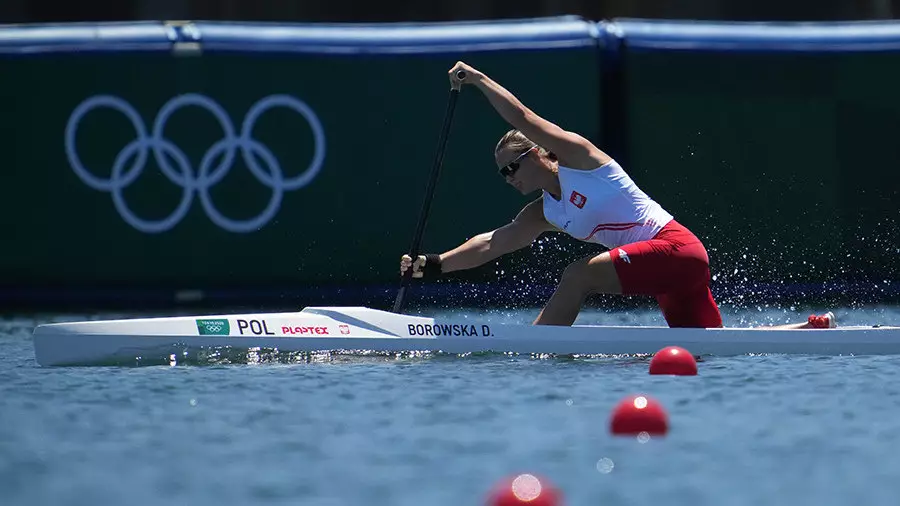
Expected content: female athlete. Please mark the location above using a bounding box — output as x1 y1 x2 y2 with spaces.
401 62 834 329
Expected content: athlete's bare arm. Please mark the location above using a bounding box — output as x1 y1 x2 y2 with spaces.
448 62 610 171
437 198 554 273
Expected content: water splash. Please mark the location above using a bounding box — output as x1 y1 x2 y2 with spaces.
78 347 660 368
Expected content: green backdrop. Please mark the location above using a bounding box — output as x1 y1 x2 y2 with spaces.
622 50 900 292
1 48 600 293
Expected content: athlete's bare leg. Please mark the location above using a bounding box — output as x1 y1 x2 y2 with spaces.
534 252 622 326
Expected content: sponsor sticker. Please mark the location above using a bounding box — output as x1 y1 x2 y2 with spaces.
281 326 330 336
196 319 230 336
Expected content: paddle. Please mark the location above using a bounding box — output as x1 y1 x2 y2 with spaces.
392 69 466 314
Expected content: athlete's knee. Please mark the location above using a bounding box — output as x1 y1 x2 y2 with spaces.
559 258 592 290
559 255 620 294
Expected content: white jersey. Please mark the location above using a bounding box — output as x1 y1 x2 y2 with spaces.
541 160 673 249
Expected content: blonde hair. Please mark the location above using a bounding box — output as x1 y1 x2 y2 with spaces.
495 129 535 155
494 129 551 159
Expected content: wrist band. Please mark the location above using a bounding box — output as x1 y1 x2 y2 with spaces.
423 254 442 277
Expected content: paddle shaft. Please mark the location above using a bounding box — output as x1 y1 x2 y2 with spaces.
392 70 466 314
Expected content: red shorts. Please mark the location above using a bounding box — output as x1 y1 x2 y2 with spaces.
608 220 722 328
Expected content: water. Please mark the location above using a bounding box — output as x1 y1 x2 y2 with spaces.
3 305 900 506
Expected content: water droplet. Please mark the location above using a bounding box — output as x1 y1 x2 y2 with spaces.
596 457 615 474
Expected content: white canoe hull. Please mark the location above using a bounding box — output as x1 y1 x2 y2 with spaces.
32 306 900 366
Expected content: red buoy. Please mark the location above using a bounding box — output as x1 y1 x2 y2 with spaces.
486 473 562 506
609 395 669 436
649 346 697 376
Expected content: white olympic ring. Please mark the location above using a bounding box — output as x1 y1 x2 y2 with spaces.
64 93 326 233
205 325 223 333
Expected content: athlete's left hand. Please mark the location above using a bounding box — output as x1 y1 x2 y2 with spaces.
400 254 425 278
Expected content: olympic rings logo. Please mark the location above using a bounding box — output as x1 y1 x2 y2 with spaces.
204 324 223 333
64 93 326 233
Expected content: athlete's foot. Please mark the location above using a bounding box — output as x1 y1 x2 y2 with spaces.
807 311 837 329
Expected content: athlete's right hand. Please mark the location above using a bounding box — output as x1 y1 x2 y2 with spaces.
400 254 426 278
448 61 480 90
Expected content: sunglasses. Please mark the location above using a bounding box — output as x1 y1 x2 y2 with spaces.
498 146 536 178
